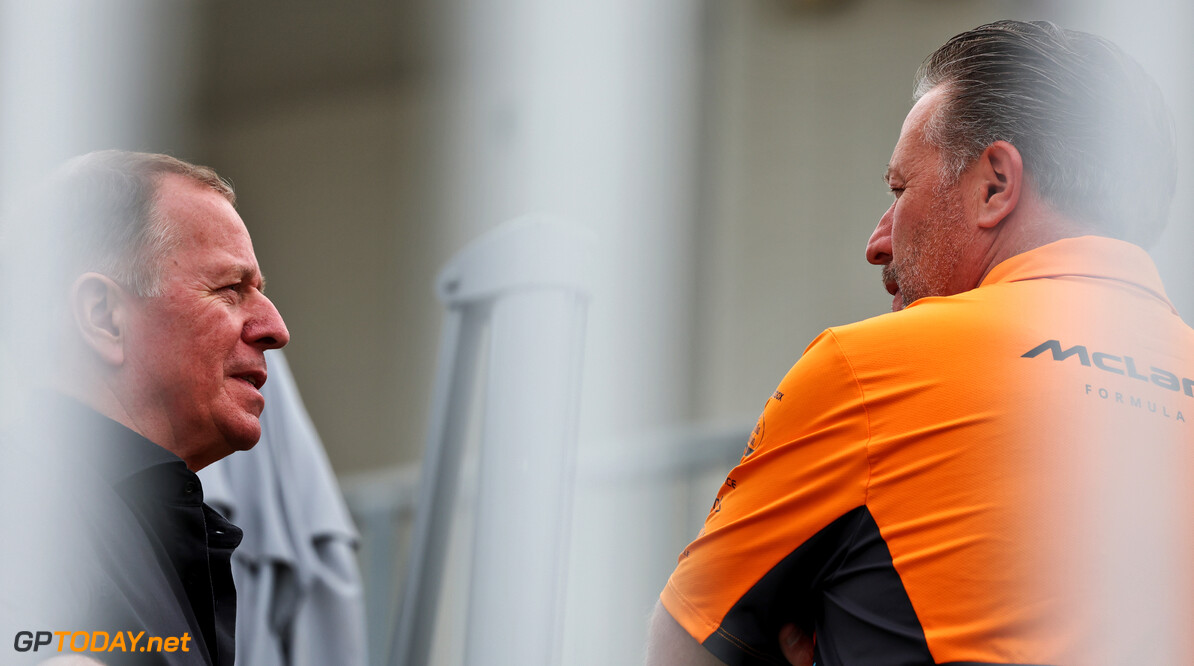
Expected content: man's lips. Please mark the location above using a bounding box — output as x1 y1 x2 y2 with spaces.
881 264 898 294
881 266 901 311
231 370 267 390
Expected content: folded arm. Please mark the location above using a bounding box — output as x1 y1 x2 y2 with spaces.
645 601 726 666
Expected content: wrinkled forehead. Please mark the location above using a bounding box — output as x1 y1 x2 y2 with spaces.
154 175 262 276
154 174 244 233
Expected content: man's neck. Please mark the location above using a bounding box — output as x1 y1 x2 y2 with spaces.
48 366 175 458
52 379 143 436
974 197 1092 287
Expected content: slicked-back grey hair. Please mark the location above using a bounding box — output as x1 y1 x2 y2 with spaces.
915 20 1176 248
42 150 237 296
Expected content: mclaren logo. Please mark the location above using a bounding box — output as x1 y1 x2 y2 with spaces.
1022 339 1194 398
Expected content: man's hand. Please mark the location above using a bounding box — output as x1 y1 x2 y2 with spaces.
778 624 814 666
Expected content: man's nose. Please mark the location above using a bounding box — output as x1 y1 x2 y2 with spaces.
866 205 894 266
245 294 290 350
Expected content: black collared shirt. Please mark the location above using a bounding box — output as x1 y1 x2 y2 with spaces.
99 410 242 666
5 397 242 665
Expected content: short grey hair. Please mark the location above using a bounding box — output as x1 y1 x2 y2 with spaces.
915 20 1176 247
0 151 236 378
40 150 236 296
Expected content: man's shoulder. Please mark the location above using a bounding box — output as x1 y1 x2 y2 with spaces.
821 292 996 350
798 289 1030 393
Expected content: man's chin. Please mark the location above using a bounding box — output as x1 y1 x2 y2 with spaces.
227 423 263 452
211 416 263 459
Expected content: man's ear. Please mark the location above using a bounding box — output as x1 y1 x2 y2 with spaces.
967 140 1023 229
69 273 129 366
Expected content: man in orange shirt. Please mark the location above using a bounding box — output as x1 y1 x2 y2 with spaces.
648 21 1191 666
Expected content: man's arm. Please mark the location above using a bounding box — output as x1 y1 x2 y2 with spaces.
653 332 867 665
645 603 814 666
645 601 725 666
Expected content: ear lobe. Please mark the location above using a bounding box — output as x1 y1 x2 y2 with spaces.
971 140 1023 229
70 273 128 366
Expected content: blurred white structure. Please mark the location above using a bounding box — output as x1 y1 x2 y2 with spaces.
432 2 708 663
0 3 198 658
344 422 746 666
390 218 592 666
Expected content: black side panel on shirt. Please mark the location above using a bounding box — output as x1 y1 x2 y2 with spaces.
701 506 936 666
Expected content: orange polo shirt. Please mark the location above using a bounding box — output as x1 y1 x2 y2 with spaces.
662 236 1194 665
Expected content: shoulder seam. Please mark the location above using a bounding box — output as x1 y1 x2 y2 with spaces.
823 328 873 508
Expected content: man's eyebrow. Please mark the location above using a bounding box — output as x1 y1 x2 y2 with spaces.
883 167 893 185
243 266 267 294
222 264 266 292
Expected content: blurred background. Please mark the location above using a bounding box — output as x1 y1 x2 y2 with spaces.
1 0 1191 663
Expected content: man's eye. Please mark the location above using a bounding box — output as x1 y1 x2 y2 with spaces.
888 186 905 197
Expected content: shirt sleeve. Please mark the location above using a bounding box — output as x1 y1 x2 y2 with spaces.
660 329 871 665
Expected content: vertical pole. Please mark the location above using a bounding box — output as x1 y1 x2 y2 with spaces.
463 290 587 666
390 309 485 666
440 2 707 658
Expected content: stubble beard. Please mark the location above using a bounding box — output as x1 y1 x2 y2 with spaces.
885 180 969 310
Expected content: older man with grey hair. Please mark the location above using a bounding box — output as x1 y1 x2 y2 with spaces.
1 151 288 665
649 20 1190 666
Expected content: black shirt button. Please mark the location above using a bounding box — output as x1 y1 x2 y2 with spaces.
183 481 198 495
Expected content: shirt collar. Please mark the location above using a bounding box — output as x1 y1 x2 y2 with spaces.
979 235 1176 314
51 394 189 486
